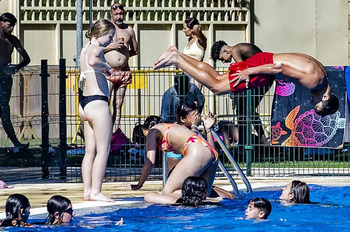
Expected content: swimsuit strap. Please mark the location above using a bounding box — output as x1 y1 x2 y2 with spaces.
157 123 175 152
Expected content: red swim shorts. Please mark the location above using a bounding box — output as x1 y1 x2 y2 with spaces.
106 65 132 89
228 52 275 93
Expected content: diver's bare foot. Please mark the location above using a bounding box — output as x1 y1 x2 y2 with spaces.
153 50 179 70
153 46 178 69
89 193 114 202
83 196 91 201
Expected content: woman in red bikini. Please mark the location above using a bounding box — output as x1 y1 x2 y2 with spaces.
128 115 219 204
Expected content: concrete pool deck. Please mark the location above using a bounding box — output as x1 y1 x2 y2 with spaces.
0 175 349 219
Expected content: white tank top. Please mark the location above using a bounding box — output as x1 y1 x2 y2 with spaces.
183 39 205 61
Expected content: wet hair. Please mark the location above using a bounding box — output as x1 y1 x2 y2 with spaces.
85 18 115 40
45 195 71 224
290 180 311 203
0 12 17 25
248 198 272 219
176 102 198 124
314 90 339 116
176 176 208 206
210 40 228 62
142 115 162 130
184 17 200 29
1 194 30 227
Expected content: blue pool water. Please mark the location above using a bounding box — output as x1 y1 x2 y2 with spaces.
7 185 350 231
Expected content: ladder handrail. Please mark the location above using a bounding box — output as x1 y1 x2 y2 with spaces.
210 129 252 192
193 129 239 194
217 159 238 194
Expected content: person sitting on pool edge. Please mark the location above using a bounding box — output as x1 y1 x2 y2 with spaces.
279 180 311 204
45 195 75 225
0 194 33 227
245 197 272 220
153 44 339 116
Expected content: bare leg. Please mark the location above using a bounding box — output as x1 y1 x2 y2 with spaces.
162 143 215 195
112 87 127 131
210 186 236 199
144 192 178 204
154 46 231 95
81 100 113 202
81 120 95 200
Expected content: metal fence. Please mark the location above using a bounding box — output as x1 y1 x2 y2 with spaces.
0 64 349 182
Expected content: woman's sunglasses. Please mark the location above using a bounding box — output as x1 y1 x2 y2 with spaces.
112 5 124 11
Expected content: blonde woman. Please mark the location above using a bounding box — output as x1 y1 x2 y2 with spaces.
79 19 115 202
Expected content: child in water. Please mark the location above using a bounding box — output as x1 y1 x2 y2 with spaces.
245 198 272 220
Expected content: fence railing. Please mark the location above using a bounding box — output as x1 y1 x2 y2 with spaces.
20 0 249 24
0 64 349 181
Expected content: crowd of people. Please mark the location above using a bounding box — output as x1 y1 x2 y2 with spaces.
0 0 328 226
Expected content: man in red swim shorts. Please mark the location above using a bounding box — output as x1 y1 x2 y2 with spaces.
153 42 338 116
103 2 138 132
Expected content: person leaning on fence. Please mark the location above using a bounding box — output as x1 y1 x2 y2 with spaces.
153 45 339 116
128 115 219 205
0 12 31 148
79 18 115 202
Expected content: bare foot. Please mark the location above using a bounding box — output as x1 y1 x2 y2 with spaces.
83 196 91 201
89 193 115 202
153 46 178 70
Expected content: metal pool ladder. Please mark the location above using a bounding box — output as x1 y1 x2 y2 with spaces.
162 129 252 194
209 128 252 194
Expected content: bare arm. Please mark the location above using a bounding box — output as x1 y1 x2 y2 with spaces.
128 29 139 57
102 39 125 54
129 128 159 190
202 112 216 147
88 46 111 70
231 63 283 88
192 25 207 51
12 37 31 69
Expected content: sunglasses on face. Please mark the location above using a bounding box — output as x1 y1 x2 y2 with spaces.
112 5 124 11
64 208 74 216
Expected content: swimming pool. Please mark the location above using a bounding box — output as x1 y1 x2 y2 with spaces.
6 185 350 231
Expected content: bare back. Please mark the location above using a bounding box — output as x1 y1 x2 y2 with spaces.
273 53 326 89
104 24 135 67
80 43 109 97
231 43 263 62
153 123 197 155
